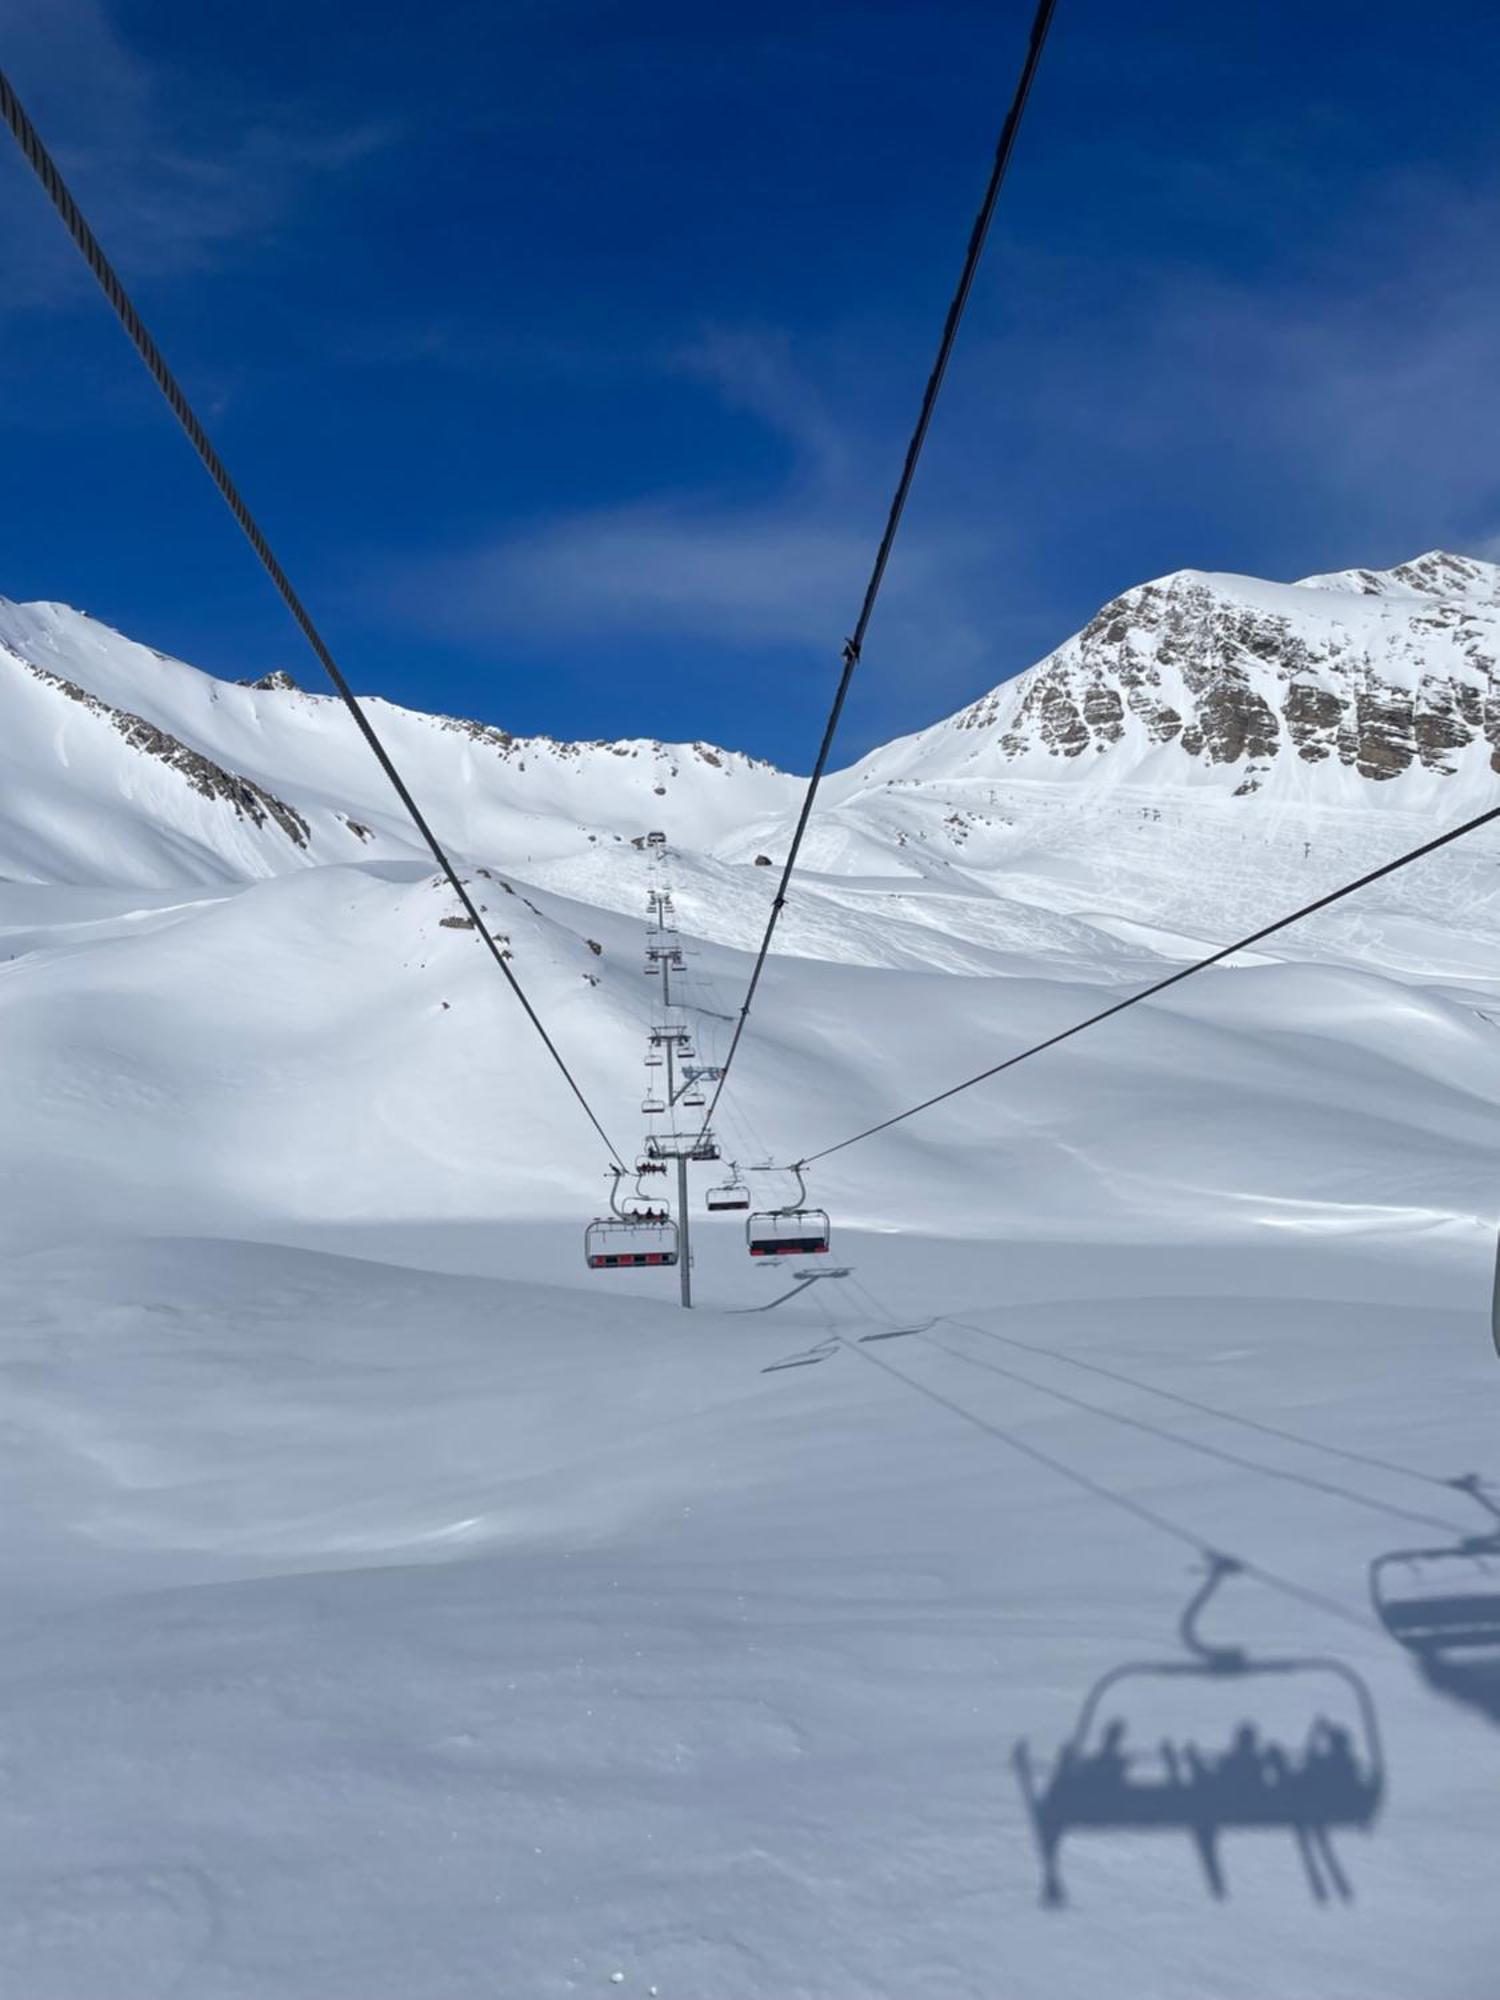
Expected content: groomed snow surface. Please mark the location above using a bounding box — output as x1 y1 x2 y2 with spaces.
3 1233 1497 2000
2 573 1500 1996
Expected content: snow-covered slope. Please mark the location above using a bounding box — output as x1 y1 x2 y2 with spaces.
2 1230 1496 2000
2 558 1500 1996
1 552 1498 1251
0 596 796 887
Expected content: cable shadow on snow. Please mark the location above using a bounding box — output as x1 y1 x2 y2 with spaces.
1014 1558 1384 1909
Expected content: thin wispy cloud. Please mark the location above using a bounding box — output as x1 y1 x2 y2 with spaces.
961 170 1500 571
386 326 1002 713
0 0 392 309
384 157 1500 750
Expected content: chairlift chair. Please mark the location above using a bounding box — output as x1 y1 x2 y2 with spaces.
584 1172 678 1269
644 1131 720 1163
746 1163 831 1257
641 1093 665 1115
706 1165 751 1213
1012 1556 1383 1907
585 1218 678 1269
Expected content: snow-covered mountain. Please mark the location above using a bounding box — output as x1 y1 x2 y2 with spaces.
0 545 1497 1260
842 550 1500 806
4 551 1498 899
4 556 1500 1999
0 595 796 887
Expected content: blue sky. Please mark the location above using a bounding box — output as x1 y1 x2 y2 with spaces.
2 0 1498 768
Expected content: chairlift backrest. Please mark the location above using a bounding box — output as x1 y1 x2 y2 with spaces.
747 1207 831 1257
585 1214 679 1270
706 1161 750 1211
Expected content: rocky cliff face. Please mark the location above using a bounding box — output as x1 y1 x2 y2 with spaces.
928 551 1500 797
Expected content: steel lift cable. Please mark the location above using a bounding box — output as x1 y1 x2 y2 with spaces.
796 797 1500 1166
0 66 627 1172
698 0 1059 1143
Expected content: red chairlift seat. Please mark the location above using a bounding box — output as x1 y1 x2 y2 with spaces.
584 1214 679 1269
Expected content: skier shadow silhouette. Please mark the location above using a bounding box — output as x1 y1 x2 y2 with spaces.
1370 1473 1500 1726
1014 1557 1384 1907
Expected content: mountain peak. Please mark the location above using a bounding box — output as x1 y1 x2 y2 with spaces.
848 552 1500 802
1294 549 1500 605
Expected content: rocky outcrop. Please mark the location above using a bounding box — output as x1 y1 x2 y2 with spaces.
16 654 310 846
425 710 777 781
1284 682 1342 762
959 554 1500 792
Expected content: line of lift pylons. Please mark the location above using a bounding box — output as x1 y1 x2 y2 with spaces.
584 830 830 1302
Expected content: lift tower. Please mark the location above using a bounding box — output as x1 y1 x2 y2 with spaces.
640 834 721 1309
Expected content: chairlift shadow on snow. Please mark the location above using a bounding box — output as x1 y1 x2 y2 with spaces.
1370 1474 1500 1727
1014 1557 1384 1908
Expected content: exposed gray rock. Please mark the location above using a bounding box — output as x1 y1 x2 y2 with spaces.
958 555 1500 791
20 656 310 846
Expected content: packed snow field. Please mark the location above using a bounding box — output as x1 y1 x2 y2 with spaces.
2 558 1499 1996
